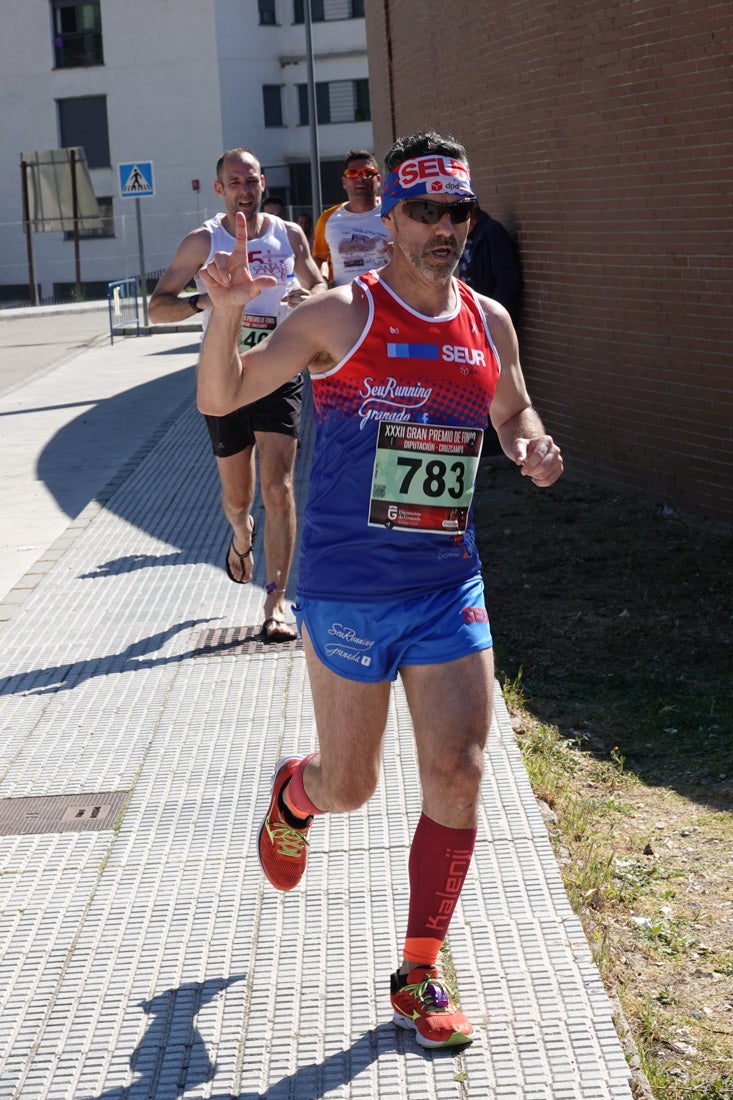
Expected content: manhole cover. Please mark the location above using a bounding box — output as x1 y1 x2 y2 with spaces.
193 626 301 656
0 790 130 836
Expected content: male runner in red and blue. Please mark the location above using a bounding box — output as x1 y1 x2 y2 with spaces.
197 130 564 1048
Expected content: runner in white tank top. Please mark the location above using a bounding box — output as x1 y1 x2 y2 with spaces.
148 148 326 639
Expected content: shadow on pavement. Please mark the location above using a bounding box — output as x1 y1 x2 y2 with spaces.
36 362 196 527
82 972 431 1100
0 620 217 697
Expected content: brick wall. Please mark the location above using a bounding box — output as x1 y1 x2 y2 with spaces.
365 1 732 524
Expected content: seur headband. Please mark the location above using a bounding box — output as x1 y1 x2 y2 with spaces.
381 154 476 217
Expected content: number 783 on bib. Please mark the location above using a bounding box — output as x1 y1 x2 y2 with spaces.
368 421 483 534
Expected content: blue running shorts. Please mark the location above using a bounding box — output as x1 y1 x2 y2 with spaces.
293 573 492 683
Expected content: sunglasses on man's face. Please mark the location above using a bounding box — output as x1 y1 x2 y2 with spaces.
400 199 475 225
343 166 379 179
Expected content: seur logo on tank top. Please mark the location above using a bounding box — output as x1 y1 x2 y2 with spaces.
387 342 486 366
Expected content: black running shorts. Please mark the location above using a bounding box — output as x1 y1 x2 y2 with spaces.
203 375 303 458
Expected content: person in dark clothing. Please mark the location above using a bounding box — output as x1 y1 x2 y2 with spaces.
459 203 522 324
459 204 523 454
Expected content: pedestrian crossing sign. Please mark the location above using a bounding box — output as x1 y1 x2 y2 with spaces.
118 161 155 198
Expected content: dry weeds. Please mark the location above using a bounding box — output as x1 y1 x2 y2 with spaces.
475 457 733 1099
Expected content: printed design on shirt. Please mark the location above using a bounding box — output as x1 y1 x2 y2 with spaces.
385 342 487 368
247 248 292 281
324 622 374 668
313 369 494 433
338 231 390 270
387 343 439 360
310 274 497 434
358 376 434 429
338 230 388 255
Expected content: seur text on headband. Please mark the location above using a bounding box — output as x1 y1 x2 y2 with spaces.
381 155 476 217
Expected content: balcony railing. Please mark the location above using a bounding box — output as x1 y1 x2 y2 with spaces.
54 30 103 69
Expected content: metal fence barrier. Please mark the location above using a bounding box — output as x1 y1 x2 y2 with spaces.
107 277 140 344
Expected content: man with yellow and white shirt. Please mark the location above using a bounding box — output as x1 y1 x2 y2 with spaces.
312 149 392 286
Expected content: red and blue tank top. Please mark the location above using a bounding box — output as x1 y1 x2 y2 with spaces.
298 270 501 602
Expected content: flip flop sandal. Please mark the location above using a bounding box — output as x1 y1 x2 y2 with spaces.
225 519 257 584
261 618 299 644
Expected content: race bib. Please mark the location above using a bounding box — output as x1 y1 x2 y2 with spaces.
238 313 276 353
368 421 483 533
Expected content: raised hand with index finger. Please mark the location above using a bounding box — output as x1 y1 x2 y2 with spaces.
198 210 278 311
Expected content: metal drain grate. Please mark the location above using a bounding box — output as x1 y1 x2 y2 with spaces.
0 791 131 836
193 626 302 656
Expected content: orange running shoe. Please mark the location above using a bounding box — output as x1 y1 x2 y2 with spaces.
258 757 313 891
390 965 474 1048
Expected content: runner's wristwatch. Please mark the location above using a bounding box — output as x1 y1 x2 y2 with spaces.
188 294 203 312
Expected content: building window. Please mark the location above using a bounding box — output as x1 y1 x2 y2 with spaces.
353 78 371 121
57 96 110 168
298 83 328 126
263 85 284 127
293 0 363 20
258 0 277 24
298 80 370 125
63 196 115 240
51 0 103 68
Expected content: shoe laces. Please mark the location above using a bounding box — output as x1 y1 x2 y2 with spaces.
266 820 310 859
405 971 451 1013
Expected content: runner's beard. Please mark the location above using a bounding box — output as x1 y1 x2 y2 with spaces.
397 235 462 285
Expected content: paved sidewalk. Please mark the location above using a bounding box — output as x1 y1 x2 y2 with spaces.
0 304 200 602
0 314 634 1099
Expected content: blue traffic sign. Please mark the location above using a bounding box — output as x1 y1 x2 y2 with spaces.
118 161 155 198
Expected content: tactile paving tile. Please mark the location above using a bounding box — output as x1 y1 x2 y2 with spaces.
0 379 633 1098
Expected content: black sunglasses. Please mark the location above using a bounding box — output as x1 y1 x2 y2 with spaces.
400 199 475 225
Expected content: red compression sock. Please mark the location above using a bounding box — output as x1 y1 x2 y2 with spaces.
403 812 477 965
282 753 322 818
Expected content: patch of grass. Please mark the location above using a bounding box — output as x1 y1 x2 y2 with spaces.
476 462 733 1099
633 914 693 958
500 667 526 712
713 953 733 979
513 719 577 805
